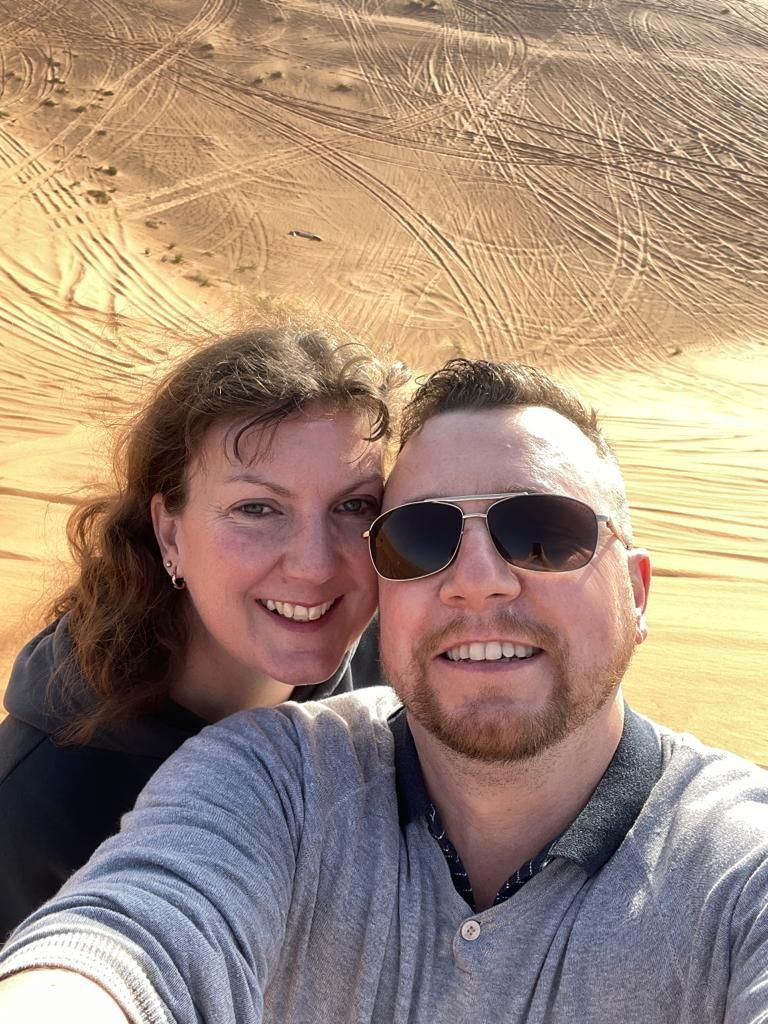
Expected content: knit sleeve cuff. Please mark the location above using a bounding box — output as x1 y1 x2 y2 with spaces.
0 914 170 1024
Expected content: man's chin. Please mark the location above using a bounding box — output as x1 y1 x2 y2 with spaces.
407 695 572 764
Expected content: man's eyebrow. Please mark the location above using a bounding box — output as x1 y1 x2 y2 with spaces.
392 488 537 504
383 492 451 506
396 493 438 504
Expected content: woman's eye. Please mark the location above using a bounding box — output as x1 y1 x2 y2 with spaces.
337 497 380 516
234 502 274 517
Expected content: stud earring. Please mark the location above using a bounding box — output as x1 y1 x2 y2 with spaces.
164 559 186 590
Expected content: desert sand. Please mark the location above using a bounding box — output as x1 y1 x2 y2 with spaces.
0 0 765 762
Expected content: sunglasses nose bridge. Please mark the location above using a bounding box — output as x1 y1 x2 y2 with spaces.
437 508 525 606
452 509 507 569
458 509 491 546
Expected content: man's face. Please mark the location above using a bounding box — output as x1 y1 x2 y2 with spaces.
378 406 650 763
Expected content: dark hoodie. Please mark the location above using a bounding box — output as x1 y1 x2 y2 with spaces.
0 614 383 940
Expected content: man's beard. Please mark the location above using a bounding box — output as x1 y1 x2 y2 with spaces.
382 604 638 764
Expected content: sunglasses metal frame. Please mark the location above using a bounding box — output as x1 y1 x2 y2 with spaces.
363 492 629 582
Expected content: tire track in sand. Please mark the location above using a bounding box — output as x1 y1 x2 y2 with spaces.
0 0 240 207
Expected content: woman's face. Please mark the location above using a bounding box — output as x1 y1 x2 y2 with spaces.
152 405 382 691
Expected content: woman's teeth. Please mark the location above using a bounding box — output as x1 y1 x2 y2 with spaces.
445 641 538 662
262 599 335 622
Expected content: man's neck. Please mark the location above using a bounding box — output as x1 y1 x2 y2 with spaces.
408 697 625 910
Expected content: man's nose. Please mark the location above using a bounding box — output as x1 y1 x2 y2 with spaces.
438 516 523 609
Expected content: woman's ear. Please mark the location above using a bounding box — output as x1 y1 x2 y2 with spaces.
628 548 651 645
151 493 180 569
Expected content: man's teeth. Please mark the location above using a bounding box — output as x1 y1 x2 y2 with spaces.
262 599 334 621
445 641 538 662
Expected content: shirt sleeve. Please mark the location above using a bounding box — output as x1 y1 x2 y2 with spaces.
725 856 768 1024
0 710 308 1024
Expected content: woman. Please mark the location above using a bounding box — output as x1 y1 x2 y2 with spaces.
0 325 405 938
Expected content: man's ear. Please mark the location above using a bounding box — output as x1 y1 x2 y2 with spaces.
151 493 180 569
628 548 651 645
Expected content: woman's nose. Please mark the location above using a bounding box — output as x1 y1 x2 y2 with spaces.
280 518 338 584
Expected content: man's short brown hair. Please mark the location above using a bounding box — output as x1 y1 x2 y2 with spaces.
398 358 632 542
399 358 613 459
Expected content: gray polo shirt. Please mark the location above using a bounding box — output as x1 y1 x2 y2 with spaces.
391 704 663 908
1 687 767 1024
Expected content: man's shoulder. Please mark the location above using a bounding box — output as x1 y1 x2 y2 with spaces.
640 721 768 859
259 686 403 775
218 685 401 745
152 687 402 808
660 725 768 796
290 684 402 723
604 724 768 960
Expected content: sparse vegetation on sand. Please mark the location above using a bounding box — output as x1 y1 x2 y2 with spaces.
186 272 211 286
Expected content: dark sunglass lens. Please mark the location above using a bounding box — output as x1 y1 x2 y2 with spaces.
370 503 463 580
488 494 598 572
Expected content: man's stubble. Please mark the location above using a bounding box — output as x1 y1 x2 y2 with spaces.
382 601 638 764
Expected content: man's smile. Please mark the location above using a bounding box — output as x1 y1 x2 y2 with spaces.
442 641 541 662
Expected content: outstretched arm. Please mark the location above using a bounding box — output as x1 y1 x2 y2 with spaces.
0 709 308 1024
0 969 128 1023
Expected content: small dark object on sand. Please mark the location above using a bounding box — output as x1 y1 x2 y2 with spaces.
288 229 323 241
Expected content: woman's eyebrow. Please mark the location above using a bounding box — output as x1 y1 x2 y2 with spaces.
223 473 383 499
339 474 383 491
223 473 292 496
331 474 384 500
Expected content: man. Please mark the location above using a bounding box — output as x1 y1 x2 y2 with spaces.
1 359 766 1023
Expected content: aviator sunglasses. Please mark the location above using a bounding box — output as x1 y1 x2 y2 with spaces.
364 492 628 582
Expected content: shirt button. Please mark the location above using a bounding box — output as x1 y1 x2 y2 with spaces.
460 920 481 941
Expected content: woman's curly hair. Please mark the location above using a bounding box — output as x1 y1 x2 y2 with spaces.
51 327 408 743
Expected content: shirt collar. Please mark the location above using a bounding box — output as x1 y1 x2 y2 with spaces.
388 705 663 877
390 706 432 825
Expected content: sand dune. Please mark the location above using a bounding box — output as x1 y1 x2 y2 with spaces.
0 0 765 762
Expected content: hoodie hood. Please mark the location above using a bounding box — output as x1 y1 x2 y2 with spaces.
3 615 359 758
